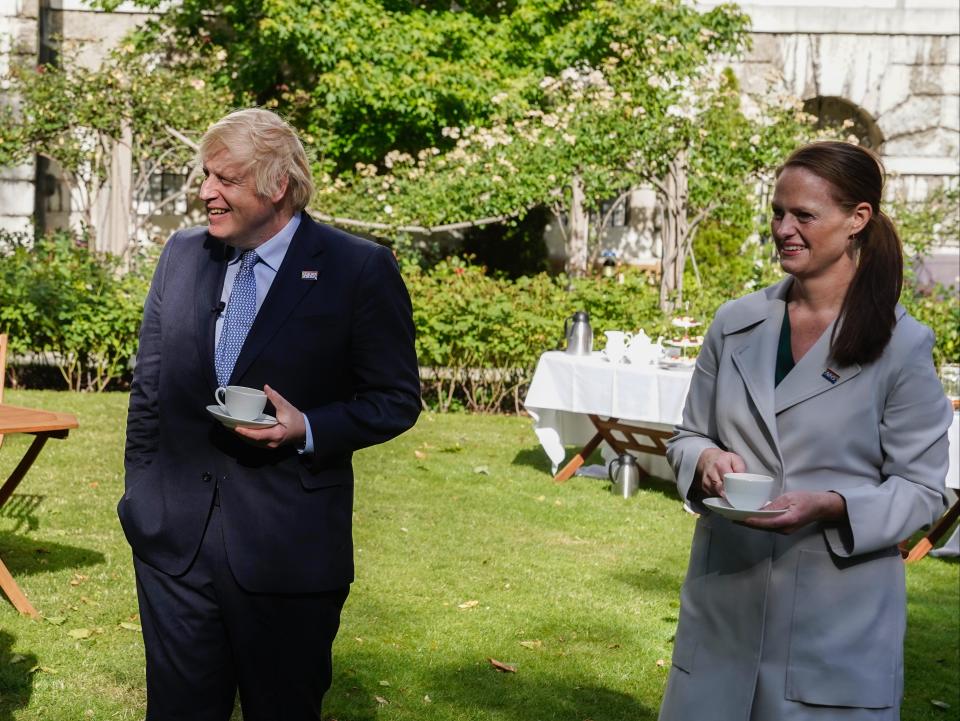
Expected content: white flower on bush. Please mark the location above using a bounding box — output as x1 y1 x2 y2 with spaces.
562 133 577 145
383 205 394 215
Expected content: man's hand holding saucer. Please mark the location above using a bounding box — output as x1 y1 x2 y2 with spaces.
233 384 306 449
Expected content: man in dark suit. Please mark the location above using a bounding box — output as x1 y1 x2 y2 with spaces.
119 108 421 720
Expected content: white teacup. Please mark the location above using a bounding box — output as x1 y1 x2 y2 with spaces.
602 331 631 363
723 473 775 511
215 385 267 421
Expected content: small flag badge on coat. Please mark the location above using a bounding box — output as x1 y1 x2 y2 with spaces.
821 368 840 384
301 270 318 280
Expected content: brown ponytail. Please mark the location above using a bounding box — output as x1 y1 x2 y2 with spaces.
777 142 903 366
831 211 903 365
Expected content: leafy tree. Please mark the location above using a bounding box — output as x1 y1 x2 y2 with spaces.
89 0 814 311
0 36 230 254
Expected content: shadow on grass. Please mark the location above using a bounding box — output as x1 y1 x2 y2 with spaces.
510 447 555 475
612 567 684 599
0 531 105 578
0 630 36 719
328 651 658 721
0 493 45 533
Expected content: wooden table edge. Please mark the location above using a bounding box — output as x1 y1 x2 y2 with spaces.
0 404 79 435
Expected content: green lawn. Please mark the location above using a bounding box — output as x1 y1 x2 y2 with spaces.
0 390 956 720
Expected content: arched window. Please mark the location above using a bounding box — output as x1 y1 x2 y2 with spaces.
802 96 884 150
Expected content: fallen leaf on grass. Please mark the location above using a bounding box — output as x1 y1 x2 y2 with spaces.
44 616 66 626
69 574 88 587
8 654 26 665
119 622 141 632
457 600 479 610
68 628 92 640
519 640 542 650
374 695 389 706
488 658 517 673
473 466 490 475
423 695 432 703
930 700 950 710
655 659 666 667
28 664 56 674
414 450 427 460
378 680 390 687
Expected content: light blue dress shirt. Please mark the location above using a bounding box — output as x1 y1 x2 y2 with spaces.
214 212 314 453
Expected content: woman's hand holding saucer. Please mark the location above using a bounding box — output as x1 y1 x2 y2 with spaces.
233 385 306 449
742 490 847 534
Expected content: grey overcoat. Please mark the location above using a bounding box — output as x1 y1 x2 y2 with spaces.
659 277 952 721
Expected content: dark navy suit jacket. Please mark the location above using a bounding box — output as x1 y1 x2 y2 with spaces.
119 214 421 593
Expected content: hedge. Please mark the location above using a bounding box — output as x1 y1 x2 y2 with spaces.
0 233 955 409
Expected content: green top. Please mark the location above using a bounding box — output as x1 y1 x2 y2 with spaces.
775 304 795 387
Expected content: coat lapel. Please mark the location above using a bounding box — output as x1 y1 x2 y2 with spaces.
229 216 326 384
770 303 909 414
773 320 861 414
729 297 785 451
195 235 230 392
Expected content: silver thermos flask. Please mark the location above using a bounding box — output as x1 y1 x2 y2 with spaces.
564 311 593 355
609 454 641 497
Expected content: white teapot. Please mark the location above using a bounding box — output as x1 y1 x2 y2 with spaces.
625 330 659 366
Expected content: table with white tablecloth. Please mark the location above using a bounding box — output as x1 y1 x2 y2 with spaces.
523 351 694 481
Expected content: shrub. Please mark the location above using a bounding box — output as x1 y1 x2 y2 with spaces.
0 230 152 391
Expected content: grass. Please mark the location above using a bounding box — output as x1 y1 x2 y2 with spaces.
0 389 956 720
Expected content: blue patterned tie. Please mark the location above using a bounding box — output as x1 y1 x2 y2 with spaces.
215 250 259 387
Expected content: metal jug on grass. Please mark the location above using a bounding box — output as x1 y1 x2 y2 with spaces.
609 454 640 498
564 311 593 356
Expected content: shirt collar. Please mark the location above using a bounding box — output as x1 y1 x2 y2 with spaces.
227 212 302 271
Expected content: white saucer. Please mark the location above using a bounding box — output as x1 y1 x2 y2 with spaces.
703 497 787 521
205 405 278 429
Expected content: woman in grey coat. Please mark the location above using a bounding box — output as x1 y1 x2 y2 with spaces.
659 142 953 721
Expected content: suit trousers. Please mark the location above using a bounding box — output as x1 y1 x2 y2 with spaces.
134 502 349 721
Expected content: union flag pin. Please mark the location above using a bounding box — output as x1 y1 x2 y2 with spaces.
301 270 318 280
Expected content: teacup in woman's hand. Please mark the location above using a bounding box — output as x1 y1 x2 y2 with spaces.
723 473 775 510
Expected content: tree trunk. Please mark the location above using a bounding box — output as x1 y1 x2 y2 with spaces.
565 174 589 277
658 150 690 313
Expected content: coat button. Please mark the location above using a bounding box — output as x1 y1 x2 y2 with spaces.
201 472 212 482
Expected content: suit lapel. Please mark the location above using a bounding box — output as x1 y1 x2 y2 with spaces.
774 318 861 414
195 235 230 392
229 217 326 384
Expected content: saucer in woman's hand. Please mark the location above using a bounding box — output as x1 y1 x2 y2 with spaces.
206 405 278 429
703 497 787 521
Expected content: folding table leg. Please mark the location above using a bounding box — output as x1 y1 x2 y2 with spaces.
0 556 39 618
0 435 49 508
554 432 604 483
905 499 960 563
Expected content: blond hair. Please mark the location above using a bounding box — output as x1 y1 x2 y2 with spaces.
199 108 314 211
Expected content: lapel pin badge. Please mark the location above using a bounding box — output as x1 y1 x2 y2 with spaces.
821 368 840 384
301 270 318 281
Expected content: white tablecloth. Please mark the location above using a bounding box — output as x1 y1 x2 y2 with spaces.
523 351 694 477
946 411 958 491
